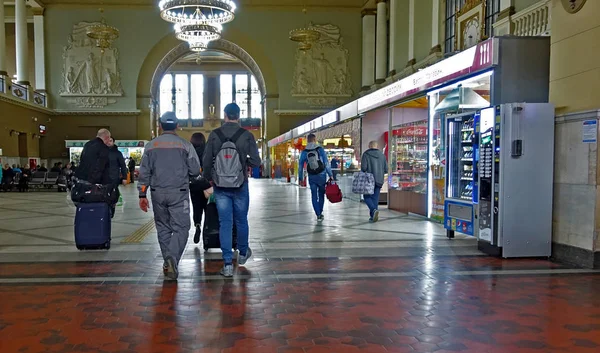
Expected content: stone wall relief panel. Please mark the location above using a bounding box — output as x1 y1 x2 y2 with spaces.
60 22 123 109
291 23 353 108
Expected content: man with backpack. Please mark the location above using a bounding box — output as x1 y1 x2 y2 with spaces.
203 103 261 278
298 133 333 222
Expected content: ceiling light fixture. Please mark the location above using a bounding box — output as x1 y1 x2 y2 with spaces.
159 0 236 25
86 8 119 54
289 8 320 51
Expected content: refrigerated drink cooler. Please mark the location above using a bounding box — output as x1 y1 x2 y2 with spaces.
476 103 554 257
444 112 479 238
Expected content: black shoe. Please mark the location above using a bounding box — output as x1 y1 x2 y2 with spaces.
193 225 201 244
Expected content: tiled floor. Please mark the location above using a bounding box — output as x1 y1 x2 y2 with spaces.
0 180 599 353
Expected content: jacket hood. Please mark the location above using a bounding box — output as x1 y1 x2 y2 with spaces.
365 148 381 158
305 142 319 149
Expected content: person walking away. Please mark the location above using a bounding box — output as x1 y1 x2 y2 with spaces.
189 133 211 244
203 103 261 278
298 133 334 222
138 112 201 280
361 141 388 222
107 138 128 218
18 165 31 192
330 156 340 181
128 157 136 184
75 129 111 185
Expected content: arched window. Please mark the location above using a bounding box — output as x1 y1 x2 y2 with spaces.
190 74 204 119
159 74 173 116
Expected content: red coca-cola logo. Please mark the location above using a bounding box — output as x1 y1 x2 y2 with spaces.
393 126 428 136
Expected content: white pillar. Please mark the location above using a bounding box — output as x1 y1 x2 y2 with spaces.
494 0 515 36
361 9 376 90
0 0 7 77
375 0 388 83
431 0 440 51
407 0 415 64
15 0 29 85
388 0 397 76
33 8 46 91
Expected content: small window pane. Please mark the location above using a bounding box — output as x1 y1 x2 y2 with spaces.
250 76 261 119
235 74 249 119
220 74 233 119
191 74 204 120
175 74 189 120
159 74 173 116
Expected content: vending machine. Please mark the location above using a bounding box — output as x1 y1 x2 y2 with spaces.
477 103 554 257
443 111 479 238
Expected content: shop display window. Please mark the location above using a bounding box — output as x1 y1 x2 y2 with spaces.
390 120 428 193
322 136 359 176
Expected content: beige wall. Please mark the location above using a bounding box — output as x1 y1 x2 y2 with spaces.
549 0 600 114
0 100 47 158
39 115 139 159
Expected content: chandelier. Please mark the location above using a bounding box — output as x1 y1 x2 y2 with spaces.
159 0 236 25
289 8 320 51
174 23 222 52
86 8 119 54
158 0 236 51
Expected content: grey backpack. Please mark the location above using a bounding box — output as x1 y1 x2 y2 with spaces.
212 128 246 188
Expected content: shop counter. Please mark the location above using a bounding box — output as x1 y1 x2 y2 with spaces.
389 189 426 216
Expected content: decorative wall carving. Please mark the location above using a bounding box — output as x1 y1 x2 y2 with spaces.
60 22 123 98
66 96 117 108
291 23 353 98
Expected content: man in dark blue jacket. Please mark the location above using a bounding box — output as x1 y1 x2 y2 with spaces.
299 133 333 222
107 138 128 217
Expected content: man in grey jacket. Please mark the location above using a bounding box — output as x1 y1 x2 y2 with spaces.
138 112 201 280
361 140 388 222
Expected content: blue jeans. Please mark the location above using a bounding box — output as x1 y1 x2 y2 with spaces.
214 182 250 264
363 185 382 218
309 175 327 217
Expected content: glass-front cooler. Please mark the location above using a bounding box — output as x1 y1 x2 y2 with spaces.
444 112 478 237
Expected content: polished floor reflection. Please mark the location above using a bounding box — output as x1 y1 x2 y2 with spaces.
0 180 599 353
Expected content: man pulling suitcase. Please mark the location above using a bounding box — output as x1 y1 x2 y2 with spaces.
138 112 201 280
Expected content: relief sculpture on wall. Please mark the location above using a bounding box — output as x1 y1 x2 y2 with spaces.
291 23 353 106
60 22 123 108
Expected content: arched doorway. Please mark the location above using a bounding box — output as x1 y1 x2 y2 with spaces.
147 39 268 159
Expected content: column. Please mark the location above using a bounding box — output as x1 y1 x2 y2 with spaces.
375 0 388 84
0 0 7 78
407 0 415 66
361 9 376 90
430 0 441 53
494 0 515 36
388 0 397 76
33 8 46 91
15 0 29 85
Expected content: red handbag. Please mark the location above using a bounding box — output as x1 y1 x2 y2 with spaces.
325 180 343 203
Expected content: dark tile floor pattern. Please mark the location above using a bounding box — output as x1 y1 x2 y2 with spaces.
1 258 600 353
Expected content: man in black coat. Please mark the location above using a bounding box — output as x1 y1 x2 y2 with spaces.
75 129 111 185
107 137 128 218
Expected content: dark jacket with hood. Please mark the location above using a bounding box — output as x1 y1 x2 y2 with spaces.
190 145 211 192
108 146 128 185
361 148 388 187
75 137 110 184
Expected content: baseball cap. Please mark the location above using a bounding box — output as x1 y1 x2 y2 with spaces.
160 112 178 125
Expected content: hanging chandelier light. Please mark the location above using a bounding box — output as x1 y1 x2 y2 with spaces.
289 8 320 51
174 23 222 52
86 8 119 53
158 0 236 25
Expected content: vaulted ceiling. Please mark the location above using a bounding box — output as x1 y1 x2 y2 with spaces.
37 0 367 8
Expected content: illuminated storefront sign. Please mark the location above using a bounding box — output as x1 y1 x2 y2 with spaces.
357 38 496 113
321 110 339 126
65 140 146 148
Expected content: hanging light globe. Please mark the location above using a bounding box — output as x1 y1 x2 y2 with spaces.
158 0 236 25
174 23 221 51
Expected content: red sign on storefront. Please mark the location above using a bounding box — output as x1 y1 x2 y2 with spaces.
393 126 428 136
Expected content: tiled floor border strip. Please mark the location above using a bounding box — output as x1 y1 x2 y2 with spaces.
0 269 599 285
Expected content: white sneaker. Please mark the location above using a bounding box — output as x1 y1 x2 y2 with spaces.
220 264 234 278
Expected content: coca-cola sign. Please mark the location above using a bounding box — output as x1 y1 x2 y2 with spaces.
394 126 428 136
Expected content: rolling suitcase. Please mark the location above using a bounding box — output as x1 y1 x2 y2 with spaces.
202 199 237 251
74 203 111 250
